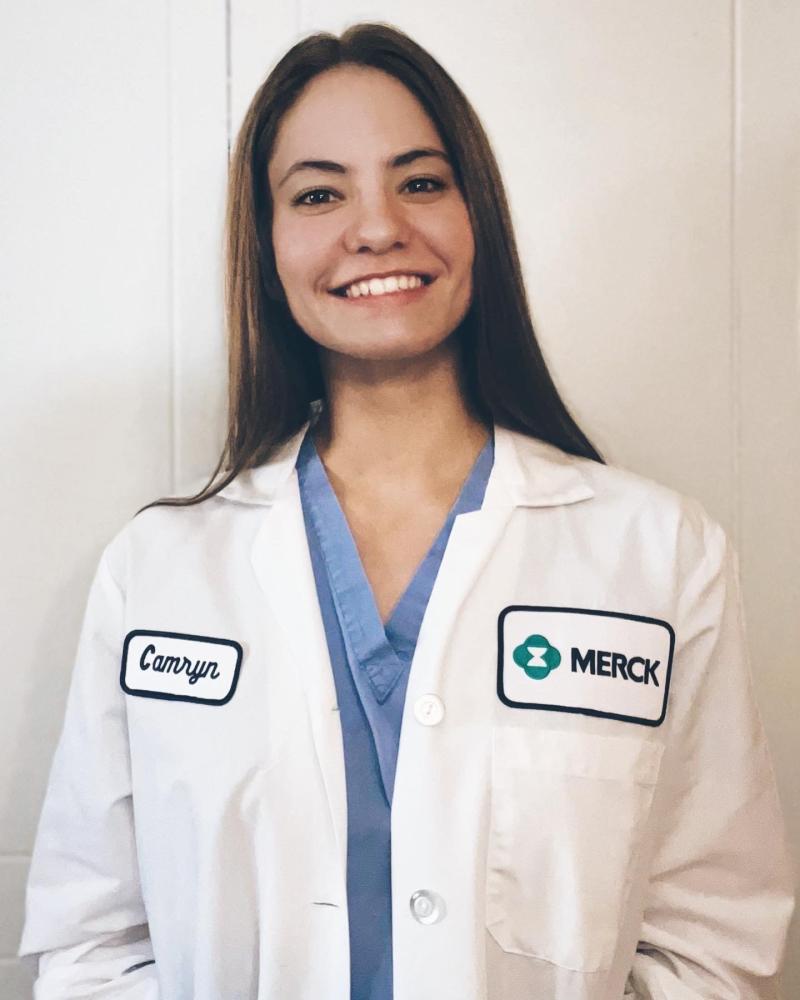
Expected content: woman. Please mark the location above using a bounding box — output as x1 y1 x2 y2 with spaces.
18 22 794 1000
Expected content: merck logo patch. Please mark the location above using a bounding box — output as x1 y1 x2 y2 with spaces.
498 606 674 727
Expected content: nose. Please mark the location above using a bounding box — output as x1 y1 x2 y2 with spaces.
343 191 409 255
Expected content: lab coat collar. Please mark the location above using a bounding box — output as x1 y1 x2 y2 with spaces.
217 409 596 509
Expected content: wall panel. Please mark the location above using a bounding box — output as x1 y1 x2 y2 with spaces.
0 1 227 992
169 0 229 491
0 0 173 859
736 1 800 989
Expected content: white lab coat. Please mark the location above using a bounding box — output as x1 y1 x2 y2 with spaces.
18 420 796 1000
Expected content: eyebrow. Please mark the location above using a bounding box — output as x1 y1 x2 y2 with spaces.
277 147 450 189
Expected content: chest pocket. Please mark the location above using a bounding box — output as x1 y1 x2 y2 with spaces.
486 726 664 973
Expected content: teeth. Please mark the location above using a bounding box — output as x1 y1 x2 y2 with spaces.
344 274 425 298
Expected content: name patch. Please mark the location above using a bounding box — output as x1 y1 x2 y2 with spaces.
497 606 674 726
121 630 243 706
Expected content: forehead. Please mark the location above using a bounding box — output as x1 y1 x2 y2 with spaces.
269 66 442 175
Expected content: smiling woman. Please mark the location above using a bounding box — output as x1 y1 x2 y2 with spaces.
18 19 795 1000
141 20 605 510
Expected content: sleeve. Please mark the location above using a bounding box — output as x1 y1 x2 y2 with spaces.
17 539 160 999
624 513 797 999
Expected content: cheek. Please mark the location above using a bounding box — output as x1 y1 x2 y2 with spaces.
424 203 475 270
271 217 302 281
454 203 476 264
271 213 330 285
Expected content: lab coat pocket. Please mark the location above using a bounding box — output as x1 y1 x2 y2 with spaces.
486 726 664 973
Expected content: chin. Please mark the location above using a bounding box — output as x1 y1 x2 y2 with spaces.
328 332 456 364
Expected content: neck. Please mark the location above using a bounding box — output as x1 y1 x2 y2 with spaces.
312 339 489 490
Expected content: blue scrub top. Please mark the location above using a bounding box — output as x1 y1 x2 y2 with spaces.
296 425 494 1000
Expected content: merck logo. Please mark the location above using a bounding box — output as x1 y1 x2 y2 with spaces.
512 634 561 680
513 638 660 686
571 648 660 686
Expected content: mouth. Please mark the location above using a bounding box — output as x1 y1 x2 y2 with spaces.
327 273 435 299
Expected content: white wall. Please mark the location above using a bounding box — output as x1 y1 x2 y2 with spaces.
2 2 797 996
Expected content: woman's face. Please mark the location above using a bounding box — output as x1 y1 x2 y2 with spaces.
268 65 475 363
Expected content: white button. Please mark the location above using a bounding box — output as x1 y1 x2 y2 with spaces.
414 694 444 726
409 889 446 925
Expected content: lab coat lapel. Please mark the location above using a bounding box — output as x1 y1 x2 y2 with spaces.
401 425 596 697
244 426 349 883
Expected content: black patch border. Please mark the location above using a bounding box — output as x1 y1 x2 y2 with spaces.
121 629 243 706
497 605 674 728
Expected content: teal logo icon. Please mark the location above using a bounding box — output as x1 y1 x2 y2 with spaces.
513 634 561 680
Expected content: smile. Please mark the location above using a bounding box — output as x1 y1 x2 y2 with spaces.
328 273 435 300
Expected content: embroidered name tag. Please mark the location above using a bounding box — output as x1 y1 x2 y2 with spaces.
497 606 674 727
121 630 243 706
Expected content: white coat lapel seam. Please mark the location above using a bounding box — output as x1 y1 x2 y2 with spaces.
216 421 313 507
491 424 596 509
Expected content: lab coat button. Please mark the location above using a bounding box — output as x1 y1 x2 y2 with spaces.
414 694 444 726
410 889 445 924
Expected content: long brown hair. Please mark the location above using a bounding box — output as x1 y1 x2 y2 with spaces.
145 21 604 512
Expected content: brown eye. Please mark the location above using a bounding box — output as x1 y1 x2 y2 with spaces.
405 177 446 194
292 188 338 207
